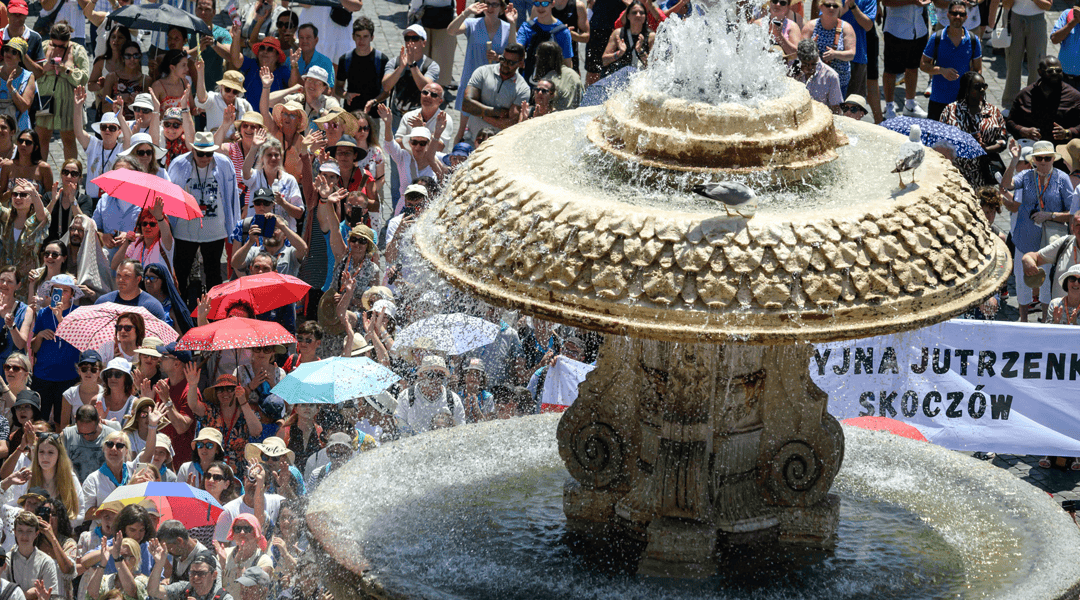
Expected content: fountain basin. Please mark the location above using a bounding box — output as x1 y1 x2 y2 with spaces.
306 415 1080 600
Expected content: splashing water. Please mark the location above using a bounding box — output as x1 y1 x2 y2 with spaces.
633 0 789 105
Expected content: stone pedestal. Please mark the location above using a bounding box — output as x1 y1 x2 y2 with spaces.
557 337 844 577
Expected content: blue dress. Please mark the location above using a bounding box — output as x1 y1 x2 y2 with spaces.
813 20 850 95
456 17 514 111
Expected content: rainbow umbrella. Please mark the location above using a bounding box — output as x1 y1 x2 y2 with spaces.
100 482 223 528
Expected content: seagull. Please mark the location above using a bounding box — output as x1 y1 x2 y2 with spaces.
692 181 758 219
892 124 925 188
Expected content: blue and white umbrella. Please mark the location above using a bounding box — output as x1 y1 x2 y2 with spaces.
269 357 400 405
881 116 987 159
393 313 499 355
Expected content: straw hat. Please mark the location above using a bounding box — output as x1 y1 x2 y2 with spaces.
361 286 393 310
122 396 170 431
135 337 164 357
236 110 265 128
1030 140 1060 162
120 132 166 161
272 101 308 131
317 292 347 336
189 131 220 153
314 107 360 138
349 223 375 252
191 427 224 451
245 436 295 464
416 355 450 377
349 332 373 356
1057 139 1080 173
216 70 246 93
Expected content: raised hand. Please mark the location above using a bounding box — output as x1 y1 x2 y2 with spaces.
253 127 268 147
153 378 170 402
223 104 237 128
183 361 201 385
149 539 167 564
260 66 274 87
195 57 205 76
504 2 517 20
148 403 166 428
74 85 87 106
289 47 301 69
112 95 125 116
10 467 31 485
197 293 211 322
139 376 153 399
151 195 166 221
110 532 122 557
468 2 487 15
326 187 348 205
377 103 390 121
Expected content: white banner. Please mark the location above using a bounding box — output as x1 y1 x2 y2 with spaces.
812 320 1080 456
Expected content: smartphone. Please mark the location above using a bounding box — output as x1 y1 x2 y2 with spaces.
253 214 276 239
35 504 52 520
50 287 63 308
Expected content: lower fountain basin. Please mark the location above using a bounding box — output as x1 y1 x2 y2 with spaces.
307 415 1080 600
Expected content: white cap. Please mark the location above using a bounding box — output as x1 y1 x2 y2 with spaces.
405 24 427 40
319 161 340 176
409 126 432 142
303 65 330 86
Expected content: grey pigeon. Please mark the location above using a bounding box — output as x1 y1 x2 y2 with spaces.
692 181 758 219
892 124 925 187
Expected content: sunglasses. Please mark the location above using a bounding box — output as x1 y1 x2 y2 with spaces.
252 199 273 206
104 441 127 449
252 347 275 354
205 473 227 482
11 191 29 198
420 89 440 98
1034 156 1054 162
139 221 158 228
79 364 100 373
276 20 296 30
3 364 25 372
195 441 218 450
221 87 238 94
821 3 840 7
43 251 61 259
296 336 316 344
404 35 423 42
133 107 152 114
232 525 254 534
1046 67 1064 74
135 148 155 157
123 52 141 59
499 56 521 65
536 87 554 94
105 371 127 379
772 0 788 4
100 124 119 132
116 324 134 332
410 139 428 147
36 432 59 442
949 10 966 16
348 236 367 244
357 125 370 132
163 122 182 129
16 139 32 146
532 0 552 6
423 371 447 380
61 168 80 177
261 453 283 462
143 275 158 283
195 150 213 158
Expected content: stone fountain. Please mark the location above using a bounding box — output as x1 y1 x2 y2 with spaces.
304 5 1080 599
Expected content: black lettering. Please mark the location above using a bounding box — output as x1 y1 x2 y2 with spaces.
922 391 941 418
878 390 897 418
911 347 928 374
813 348 831 376
946 391 964 418
833 347 850 375
901 390 919 417
1071 353 1080 381
878 347 899 374
854 347 873 375
1047 353 1066 380
1023 352 1043 379
977 350 996 377
990 394 1013 420
955 349 974 376
932 348 952 375
968 386 986 419
1001 351 1020 378
858 391 875 416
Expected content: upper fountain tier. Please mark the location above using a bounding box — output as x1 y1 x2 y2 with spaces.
588 79 843 178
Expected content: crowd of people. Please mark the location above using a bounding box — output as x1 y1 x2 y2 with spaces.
0 0 1074 595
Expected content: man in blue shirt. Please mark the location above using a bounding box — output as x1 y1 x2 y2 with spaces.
920 0 982 120
287 23 335 87
1052 6 1080 90
95 260 168 321
517 0 575 84
30 275 82 423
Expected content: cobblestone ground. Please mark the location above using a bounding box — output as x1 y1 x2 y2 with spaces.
38 0 1080 510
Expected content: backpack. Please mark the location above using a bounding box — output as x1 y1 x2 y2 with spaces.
522 18 568 83
341 49 387 81
406 384 456 414
0 579 17 600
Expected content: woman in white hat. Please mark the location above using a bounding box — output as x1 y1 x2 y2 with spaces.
72 85 132 200
241 127 303 232
195 64 253 139
1048 264 1080 326
98 358 137 427
1003 138 1076 322
119 132 170 181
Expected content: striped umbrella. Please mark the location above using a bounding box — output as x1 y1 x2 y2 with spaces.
100 482 224 528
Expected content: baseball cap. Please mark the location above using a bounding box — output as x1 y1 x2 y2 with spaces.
236 566 271 587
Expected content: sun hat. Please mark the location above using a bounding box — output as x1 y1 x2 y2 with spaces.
252 36 286 63
416 355 450 377
302 65 330 86
317 292 347 336
271 101 308 131
349 332 373 357
151 434 175 461
39 273 84 301
191 427 224 451
103 357 133 383
330 135 364 160
462 357 487 386
226 514 267 550
1058 264 1080 289
162 108 183 123
314 107 360 137
236 566 271 588
12 389 40 413
130 93 155 112
441 141 474 166
319 161 340 176
216 70 246 93
244 436 295 464
365 391 397 416
78 349 103 365
404 183 429 198
188 131 220 153
371 298 395 318
408 126 432 142
120 132 166 160
361 286 393 310
404 24 427 40
122 396 169 432
1030 140 1060 161
135 337 164 357
349 223 375 250
1057 139 1080 173
841 94 870 114
324 432 353 452
3 37 27 57
7 0 28 16
92 112 121 135
236 110 265 128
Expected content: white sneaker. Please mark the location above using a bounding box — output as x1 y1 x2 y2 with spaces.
904 103 928 118
885 103 898 120
923 83 932 97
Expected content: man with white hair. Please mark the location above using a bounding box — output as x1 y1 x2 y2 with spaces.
395 356 465 434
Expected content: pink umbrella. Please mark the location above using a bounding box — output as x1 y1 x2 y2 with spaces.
91 169 203 220
175 317 295 351
55 302 178 351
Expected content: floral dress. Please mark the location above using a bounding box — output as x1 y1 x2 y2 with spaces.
0 208 50 301
940 100 1007 188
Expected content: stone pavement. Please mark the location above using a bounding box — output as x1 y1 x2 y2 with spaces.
36 0 1080 513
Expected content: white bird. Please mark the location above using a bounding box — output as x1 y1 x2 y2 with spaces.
892 124 925 188
692 181 758 218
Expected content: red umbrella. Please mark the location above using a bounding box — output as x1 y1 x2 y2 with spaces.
842 416 928 442
91 169 203 220
175 317 295 351
196 272 311 320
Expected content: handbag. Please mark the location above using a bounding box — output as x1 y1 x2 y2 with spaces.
33 0 67 37
990 5 1011 49
330 5 353 26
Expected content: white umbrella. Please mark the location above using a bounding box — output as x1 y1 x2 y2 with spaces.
392 313 499 355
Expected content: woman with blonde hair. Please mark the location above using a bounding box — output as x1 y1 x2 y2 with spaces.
25 433 84 523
